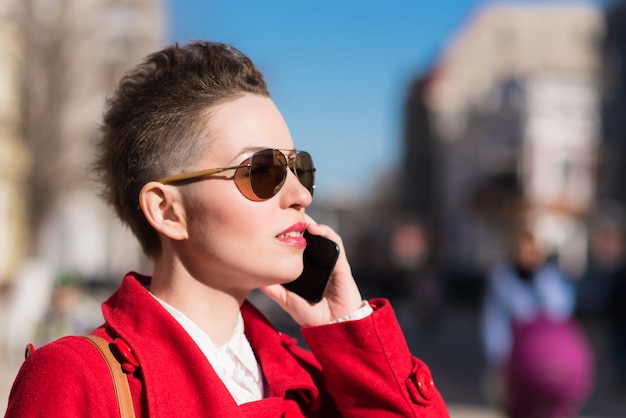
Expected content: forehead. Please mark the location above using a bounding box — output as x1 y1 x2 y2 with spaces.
201 95 294 163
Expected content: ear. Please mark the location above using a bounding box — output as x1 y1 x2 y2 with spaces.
139 181 189 241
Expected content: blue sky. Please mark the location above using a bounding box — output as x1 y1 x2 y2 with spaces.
164 0 607 202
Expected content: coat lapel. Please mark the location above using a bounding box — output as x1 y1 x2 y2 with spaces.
101 273 320 416
103 273 245 417
241 301 320 410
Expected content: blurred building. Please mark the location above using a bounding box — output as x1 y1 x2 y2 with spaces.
408 2 603 282
571 0 626 313
402 77 439 225
0 0 165 356
0 3 29 285
398 77 441 273
1 0 165 285
600 0 626 210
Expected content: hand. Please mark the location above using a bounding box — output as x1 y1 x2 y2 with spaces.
260 215 364 326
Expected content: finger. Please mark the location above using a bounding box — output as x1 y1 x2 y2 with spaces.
306 222 342 246
259 284 289 306
260 284 327 326
260 284 312 308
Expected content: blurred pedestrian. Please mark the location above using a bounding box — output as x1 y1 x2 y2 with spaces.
606 260 626 392
481 228 594 418
34 281 102 346
5 41 449 417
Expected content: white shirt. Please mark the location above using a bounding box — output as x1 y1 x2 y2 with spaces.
153 297 263 405
153 295 373 405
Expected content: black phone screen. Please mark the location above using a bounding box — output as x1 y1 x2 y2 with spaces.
282 231 340 303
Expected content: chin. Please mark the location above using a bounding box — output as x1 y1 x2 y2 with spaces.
251 268 299 288
277 266 303 285
255 256 302 284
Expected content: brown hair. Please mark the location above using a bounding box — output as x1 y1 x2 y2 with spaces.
95 41 270 257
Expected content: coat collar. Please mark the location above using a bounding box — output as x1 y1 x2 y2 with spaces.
241 300 320 408
102 272 319 415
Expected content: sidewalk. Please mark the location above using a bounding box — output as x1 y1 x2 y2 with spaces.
390 299 626 418
1 351 20 413
447 404 504 417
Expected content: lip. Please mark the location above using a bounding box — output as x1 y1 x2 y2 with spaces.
276 222 307 248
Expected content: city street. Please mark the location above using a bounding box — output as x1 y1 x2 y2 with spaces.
395 300 626 418
255 289 626 418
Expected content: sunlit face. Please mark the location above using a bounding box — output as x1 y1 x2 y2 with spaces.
174 94 313 294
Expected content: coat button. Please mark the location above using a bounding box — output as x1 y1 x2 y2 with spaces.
113 337 139 371
406 363 437 405
415 366 436 400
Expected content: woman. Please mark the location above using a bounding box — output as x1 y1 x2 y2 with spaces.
482 229 593 418
5 41 448 417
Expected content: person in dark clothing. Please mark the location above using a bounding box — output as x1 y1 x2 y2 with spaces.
607 262 626 392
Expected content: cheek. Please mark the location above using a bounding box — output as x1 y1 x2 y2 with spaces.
181 186 302 284
184 186 264 254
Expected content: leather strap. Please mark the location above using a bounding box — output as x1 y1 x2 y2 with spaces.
83 335 136 418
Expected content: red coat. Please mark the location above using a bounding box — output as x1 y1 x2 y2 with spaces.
5 273 449 417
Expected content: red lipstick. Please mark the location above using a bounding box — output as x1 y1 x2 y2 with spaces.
276 222 307 248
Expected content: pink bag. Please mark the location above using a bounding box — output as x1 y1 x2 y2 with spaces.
506 316 595 418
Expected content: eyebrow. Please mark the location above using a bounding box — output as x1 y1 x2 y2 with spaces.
218 146 261 166
233 147 297 161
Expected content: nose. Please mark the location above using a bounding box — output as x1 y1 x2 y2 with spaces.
280 168 312 209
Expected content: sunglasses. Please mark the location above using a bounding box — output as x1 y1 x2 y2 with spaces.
157 148 315 201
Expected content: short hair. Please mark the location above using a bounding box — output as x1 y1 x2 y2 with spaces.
95 41 270 257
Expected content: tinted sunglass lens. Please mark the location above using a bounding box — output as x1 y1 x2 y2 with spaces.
234 149 313 201
249 149 287 200
295 152 315 195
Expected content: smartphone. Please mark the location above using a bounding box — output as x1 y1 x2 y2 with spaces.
283 230 340 303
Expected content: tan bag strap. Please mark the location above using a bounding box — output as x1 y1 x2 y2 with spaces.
83 335 136 418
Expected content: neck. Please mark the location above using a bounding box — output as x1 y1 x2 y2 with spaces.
150 256 246 347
